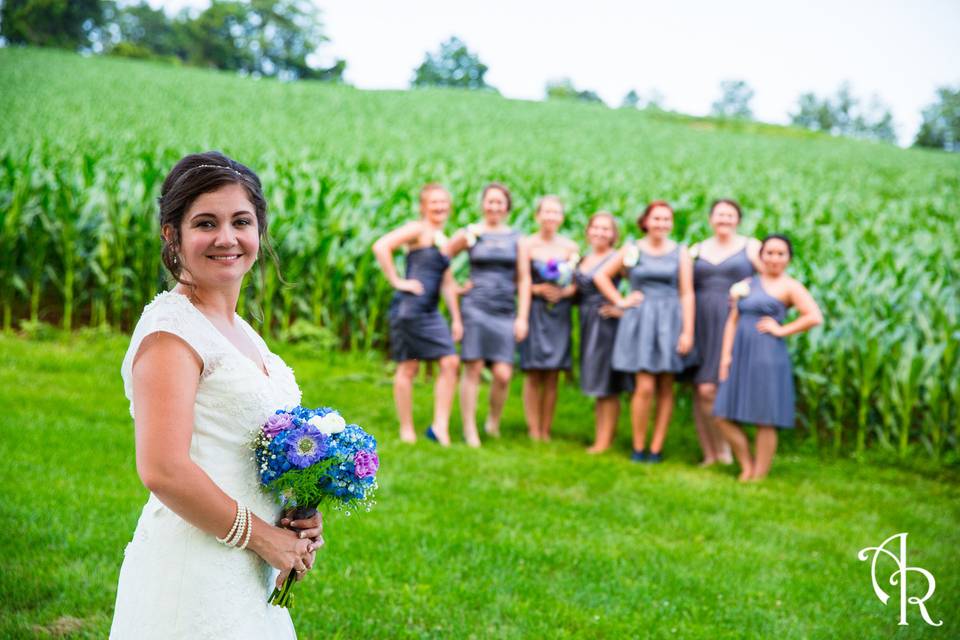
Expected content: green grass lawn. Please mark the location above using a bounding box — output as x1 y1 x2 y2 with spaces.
0 332 957 638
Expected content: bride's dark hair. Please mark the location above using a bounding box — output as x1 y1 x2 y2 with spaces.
158 151 281 284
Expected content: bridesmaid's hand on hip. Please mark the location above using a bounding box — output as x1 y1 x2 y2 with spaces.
598 304 623 319
395 278 425 295
756 316 784 337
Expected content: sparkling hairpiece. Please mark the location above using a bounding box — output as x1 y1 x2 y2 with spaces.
192 163 244 177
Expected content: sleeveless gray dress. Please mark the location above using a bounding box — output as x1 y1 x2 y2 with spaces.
611 245 689 374
691 247 755 384
461 230 519 364
388 246 456 362
520 258 572 371
713 275 795 428
575 254 633 397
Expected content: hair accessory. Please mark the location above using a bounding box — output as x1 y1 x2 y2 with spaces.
193 163 244 178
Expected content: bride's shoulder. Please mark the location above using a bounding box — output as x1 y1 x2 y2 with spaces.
123 292 213 378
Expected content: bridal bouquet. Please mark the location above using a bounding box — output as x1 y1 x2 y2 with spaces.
253 405 379 607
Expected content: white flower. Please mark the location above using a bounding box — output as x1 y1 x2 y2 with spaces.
465 223 481 248
308 412 346 435
568 252 581 267
689 243 700 260
623 244 640 268
433 229 448 249
729 281 751 299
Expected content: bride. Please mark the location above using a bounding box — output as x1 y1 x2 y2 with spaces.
112 152 322 638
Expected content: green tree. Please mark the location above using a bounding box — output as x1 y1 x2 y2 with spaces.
710 79 754 119
790 84 897 143
1 0 102 49
546 78 604 105
411 36 494 90
790 92 833 132
98 1 183 60
621 89 640 109
97 0 344 81
914 86 960 152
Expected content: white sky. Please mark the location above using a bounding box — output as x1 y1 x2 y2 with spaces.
152 0 960 143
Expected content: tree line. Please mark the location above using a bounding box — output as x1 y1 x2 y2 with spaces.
2 3 956 151
411 37 957 151
1 0 345 81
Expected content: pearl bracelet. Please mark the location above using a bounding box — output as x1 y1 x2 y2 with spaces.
227 506 248 547
238 508 253 551
217 501 244 545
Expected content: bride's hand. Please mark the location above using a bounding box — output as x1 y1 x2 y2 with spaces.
248 521 313 588
280 512 324 582
281 511 324 550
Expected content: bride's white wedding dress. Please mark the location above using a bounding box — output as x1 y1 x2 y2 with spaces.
112 291 302 639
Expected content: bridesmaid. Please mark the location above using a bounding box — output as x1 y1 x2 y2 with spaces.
372 183 463 446
713 234 823 481
594 201 694 462
575 212 633 453
689 199 761 466
520 195 579 441
446 183 530 447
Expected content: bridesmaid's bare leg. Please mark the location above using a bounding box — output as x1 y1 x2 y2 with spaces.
693 384 717 464
587 395 619 453
485 362 513 437
752 426 778 480
631 373 655 452
459 360 484 447
430 354 459 446
650 374 675 454
523 371 543 439
540 370 560 441
715 418 754 480
394 360 419 443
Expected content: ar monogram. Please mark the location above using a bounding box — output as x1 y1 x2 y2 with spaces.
857 532 942 627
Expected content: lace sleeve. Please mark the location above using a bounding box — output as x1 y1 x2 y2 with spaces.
120 292 213 417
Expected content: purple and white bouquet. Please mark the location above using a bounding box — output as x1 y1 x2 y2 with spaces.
536 254 579 308
536 254 578 288
253 405 379 607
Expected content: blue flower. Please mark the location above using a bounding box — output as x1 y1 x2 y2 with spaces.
285 427 329 468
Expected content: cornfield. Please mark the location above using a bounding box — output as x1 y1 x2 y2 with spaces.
2 47 958 460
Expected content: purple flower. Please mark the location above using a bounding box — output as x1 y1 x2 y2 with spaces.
286 427 329 468
542 258 562 280
353 450 379 479
263 412 295 438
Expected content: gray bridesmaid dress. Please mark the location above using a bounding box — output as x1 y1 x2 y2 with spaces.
691 247 755 384
520 258 573 371
388 246 456 362
611 244 688 374
575 254 633 397
461 230 519 364
713 275 795 428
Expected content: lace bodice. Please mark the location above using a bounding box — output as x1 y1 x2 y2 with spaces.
120 291 302 508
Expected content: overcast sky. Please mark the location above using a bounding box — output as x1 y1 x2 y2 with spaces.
152 0 960 144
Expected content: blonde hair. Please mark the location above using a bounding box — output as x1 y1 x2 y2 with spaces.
587 210 620 246
419 183 449 203
535 194 564 215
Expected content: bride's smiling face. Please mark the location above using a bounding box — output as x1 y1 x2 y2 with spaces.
167 183 260 288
